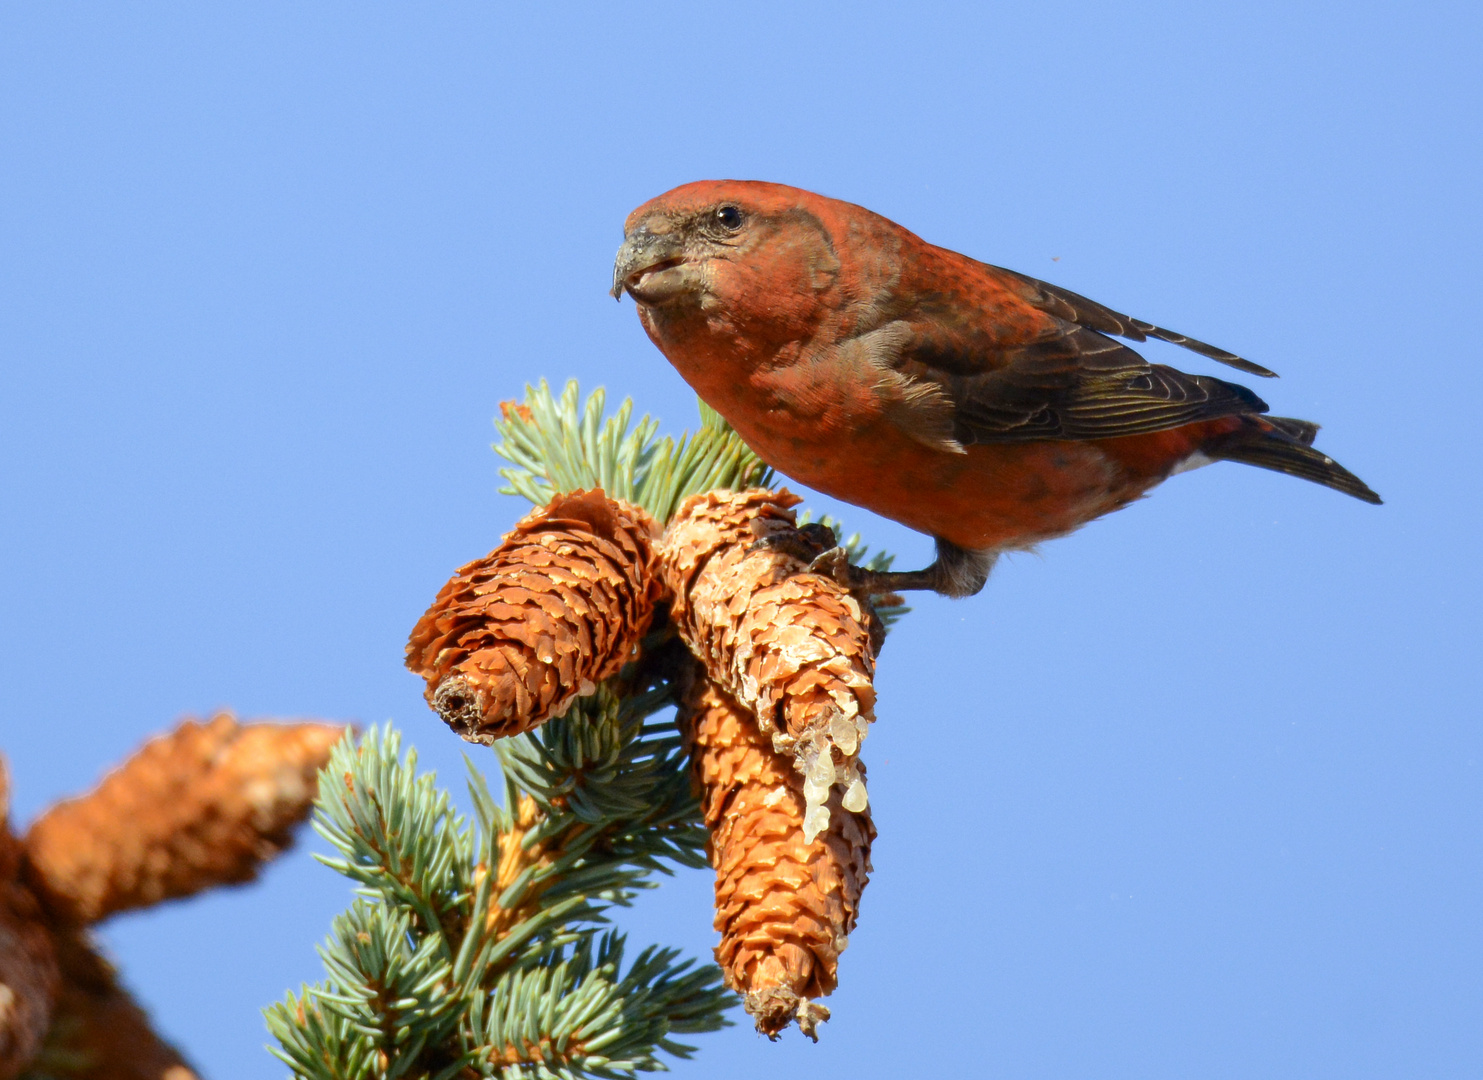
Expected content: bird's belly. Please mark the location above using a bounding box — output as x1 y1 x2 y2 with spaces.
732 413 1149 551
655 336 1206 551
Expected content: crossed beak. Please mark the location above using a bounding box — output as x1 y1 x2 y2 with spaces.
611 224 688 301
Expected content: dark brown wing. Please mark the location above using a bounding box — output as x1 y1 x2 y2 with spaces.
877 318 1269 446
995 267 1278 379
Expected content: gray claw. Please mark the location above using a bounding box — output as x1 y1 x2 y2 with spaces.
806 545 855 586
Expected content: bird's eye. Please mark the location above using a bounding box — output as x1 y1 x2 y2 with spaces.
715 205 744 230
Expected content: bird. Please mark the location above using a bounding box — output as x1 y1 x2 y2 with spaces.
612 180 1379 598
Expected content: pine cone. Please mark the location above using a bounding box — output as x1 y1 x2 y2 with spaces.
659 489 879 841
406 489 661 743
678 669 873 1041
0 760 58 1080
23 715 346 925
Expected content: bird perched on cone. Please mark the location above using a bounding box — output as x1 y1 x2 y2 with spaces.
612 180 1379 598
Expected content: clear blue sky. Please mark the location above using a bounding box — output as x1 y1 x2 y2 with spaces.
2 3 1479 1077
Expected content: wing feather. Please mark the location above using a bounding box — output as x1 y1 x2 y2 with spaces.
994 267 1279 378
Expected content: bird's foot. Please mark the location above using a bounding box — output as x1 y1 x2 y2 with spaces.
754 523 990 599
747 521 840 565
748 525 893 650
752 526 921 603
806 546 935 600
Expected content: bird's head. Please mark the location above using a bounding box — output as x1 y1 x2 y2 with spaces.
612 181 849 341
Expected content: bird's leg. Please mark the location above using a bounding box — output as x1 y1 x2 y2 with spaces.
808 537 996 599
751 522 994 599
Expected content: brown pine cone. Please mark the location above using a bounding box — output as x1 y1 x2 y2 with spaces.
22 715 346 926
0 759 58 1080
678 668 873 1041
405 489 662 743
659 489 879 841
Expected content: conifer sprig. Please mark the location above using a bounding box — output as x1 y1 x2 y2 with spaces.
495 380 773 523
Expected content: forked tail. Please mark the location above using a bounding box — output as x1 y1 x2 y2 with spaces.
1208 416 1382 504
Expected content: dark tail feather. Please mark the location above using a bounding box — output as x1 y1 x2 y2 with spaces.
1209 416 1382 504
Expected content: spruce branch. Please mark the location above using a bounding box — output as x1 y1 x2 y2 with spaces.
269 719 730 1080
279 379 909 1072
311 727 472 935
466 932 723 1078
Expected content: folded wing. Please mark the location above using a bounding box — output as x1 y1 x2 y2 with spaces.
876 315 1268 446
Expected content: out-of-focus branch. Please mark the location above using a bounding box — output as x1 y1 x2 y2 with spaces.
1 716 345 1077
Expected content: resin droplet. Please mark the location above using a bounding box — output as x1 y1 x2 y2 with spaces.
830 712 859 756
841 777 868 813
803 803 831 843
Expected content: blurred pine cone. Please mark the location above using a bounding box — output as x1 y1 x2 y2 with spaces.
30 931 200 1080
23 714 345 925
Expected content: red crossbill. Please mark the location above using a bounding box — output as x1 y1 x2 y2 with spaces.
612 181 1379 597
